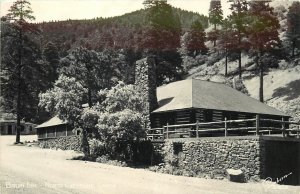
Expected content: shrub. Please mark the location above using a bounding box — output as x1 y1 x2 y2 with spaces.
89 138 106 156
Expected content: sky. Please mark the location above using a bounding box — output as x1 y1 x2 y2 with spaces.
0 0 231 23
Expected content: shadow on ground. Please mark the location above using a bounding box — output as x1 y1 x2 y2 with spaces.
272 80 300 101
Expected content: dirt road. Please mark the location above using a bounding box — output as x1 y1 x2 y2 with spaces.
0 135 299 194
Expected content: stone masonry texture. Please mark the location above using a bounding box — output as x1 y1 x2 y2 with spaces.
135 57 158 128
163 137 265 181
38 135 81 152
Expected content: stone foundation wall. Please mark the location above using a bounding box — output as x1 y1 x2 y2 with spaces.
38 135 81 152
163 137 265 180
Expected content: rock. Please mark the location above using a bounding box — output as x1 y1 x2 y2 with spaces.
226 169 246 183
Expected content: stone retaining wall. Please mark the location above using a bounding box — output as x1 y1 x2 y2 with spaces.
38 135 81 152
163 137 265 181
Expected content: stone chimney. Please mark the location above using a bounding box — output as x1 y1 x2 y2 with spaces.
135 57 158 128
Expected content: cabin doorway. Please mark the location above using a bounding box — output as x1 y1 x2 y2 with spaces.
7 125 12 135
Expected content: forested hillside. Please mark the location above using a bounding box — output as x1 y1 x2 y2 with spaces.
36 7 208 55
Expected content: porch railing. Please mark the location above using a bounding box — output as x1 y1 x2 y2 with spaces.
146 115 300 140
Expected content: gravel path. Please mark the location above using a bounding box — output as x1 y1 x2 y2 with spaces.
0 135 299 194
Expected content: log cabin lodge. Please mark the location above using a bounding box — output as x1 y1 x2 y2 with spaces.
36 79 290 140
150 79 290 138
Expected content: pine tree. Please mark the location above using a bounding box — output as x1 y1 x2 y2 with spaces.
219 18 238 76
43 41 60 86
208 0 223 47
228 0 249 79
248 0 280 102
2 0 40 143
287 1 300 57
185 20 208 56
142 0 183 85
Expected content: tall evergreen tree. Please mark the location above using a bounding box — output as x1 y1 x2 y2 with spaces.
248 0 280 102
287 1 300 57
2 0 41 143
43 41 60 86
219 18 238 76
185 20 208 56
142 0 183 85
228 0 249 78
208 0 223 47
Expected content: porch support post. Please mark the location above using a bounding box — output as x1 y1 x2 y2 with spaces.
196 120 199 138
166 123 169 139
224 117 228 137
256 115 260 136
282 117 286 137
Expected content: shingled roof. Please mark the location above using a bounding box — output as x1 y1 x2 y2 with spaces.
153 79 289 117
36 116 67 129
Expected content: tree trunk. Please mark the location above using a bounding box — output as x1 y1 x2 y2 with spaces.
213 24 216 47
225 51 228 76
292 39 295 57
238 50 242 79
16 66 21 143
16 27 23 144
258 54 264 103
88 88 92 108
81 128 90 157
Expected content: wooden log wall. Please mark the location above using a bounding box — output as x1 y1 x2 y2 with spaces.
195 109 205 122
176 110 191 125
151 116 161 128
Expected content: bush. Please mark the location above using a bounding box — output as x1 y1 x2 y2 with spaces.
89 138 106 156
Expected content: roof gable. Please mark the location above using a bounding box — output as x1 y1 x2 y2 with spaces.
36 116 67 129
154 79 193 112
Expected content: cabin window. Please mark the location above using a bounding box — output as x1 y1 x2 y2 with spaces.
173 143 183 155
47 127 55 137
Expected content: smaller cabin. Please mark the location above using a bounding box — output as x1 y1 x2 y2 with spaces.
36 116 76 140
0 120 36 135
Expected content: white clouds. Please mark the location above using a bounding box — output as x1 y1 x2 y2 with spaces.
0 0 230 23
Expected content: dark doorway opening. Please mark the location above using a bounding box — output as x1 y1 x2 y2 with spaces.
7 125 12 135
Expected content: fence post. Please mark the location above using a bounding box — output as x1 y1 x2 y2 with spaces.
256 115 260 136
297 126 300 139
224 117 228 137
166 123 169 139
281 117 286 137
196 120 199 138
